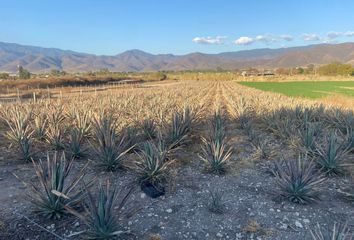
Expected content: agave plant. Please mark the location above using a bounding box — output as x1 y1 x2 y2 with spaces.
200 112 232 174
343 128 354 153
46 108 66 150
67 181 133 239
120 126 138 152
200 137 232 174
211 112 226 142
68 127 86 159
27 152 88 219
134 141 174 198
310 222 353 240
299 122 319 153
274 156 325 204
72 109 92 138
315 131 347 176
251 138 272 160
165 106 196 148
33 113 47 141
91 115 133 171
2 107 34 161
208 190 225 214
141 119 157 140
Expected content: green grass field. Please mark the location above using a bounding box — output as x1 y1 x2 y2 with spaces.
238 81 354 99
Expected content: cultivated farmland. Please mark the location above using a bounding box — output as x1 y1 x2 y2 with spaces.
239 81 354 99
0 80 354 239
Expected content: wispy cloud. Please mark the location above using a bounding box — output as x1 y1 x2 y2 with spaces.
198 31 353 47
255 35 277 44
234 34 287 46
345 31 354 37
302 33 321 41
327 31 343 39
280 34 293 41
234 36 254 45
192 36 226 45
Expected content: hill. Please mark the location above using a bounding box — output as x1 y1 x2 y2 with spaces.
1 42 354 73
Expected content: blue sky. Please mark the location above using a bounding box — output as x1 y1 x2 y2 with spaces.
1 0 354 55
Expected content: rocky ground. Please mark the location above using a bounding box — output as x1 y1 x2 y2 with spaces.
1 131 353 240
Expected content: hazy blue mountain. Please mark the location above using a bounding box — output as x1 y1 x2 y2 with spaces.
1 41 354 73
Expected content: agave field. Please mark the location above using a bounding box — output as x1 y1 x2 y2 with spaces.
0 80 354 239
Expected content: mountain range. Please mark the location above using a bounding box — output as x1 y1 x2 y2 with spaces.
1 41 354 73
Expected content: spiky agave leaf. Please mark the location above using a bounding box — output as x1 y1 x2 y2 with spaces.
300 122 317 152
200 137 232 174
46 108 66 150
28 152 89 219
315 131 348 176
2 106 34 161
67 181 133 240
275 156 325 204
208 190 225 214
141 119 157 140
91 114 134 171
343 128 354 153
134 141 174 185
33 113 47 141
68 127 86 159
310 222 354 240
165 106 197 148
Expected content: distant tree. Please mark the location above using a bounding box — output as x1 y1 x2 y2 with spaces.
276 68 290 75
51 69 61 76
216 66 224 72
50 69 67 76
296 67 304 74
18 66 31 79
318 63 354 76
98 68 110 75
0 72 9 79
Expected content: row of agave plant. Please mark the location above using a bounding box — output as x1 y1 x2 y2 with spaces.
1 81 353 239
9 105 202 238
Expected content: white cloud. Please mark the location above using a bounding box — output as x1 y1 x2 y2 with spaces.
345 31 354 37
280 34 293 41
302 33 321 41
234 36 254 45
192 36 226 45
255 35 277 44
327 31 343 39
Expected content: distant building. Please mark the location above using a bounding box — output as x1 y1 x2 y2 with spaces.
241 69 259 77
259 70 275 76
241 69 275 77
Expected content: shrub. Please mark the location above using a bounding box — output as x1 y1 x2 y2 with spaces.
27 152 88 219
274 157 325 204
